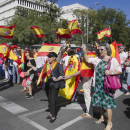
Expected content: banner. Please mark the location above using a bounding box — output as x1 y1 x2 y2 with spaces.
56 28 71 39
80 52 96 77
59 55 80 100
96 27 111 41
0 43 8 58
68 19 82 35
37 43 61 57
30 26 45 38
0 24 15 39
110 40 121 64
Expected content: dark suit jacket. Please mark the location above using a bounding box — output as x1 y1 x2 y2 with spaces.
46 63 65 89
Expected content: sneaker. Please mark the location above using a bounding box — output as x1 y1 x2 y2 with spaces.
26 95 33 99
25 93 29 97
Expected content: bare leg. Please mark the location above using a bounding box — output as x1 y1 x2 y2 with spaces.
28 86 32 95
105 109 112 130
95 108 105 124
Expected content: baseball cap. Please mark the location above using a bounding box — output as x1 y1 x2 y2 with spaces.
47 52 58 58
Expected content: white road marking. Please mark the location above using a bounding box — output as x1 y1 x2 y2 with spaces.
19 115 48 130
0 96 28 114
54 116 82 130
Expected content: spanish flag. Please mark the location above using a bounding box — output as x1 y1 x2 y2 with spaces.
30 26 45 38
37 61 57 85
0 43 8 58
110 40 121 64
0 24 15 39
96 27 111 41
68 19 82 35
59 55 80 100
37 43 61 57
21 49 25 63
80 52 96 77
56 28 71 39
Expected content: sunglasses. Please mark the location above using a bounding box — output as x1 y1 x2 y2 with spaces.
26 52 29 53
99 49 106 52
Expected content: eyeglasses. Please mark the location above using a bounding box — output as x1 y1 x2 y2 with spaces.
99 49 106 52
26 52 29 53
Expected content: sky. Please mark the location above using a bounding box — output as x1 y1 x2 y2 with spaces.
56 0 130 21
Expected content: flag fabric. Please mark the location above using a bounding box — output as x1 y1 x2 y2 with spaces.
30 26 45 38
96 27 111 41
21 49 25 63
110 40 121 64
37 43 61 57
56 28 71 39
0 24 15 39
37 61 57 85
0 43 8 59
95 41 99 49
80 52 97 77
68 19 82 35
59 55 80 100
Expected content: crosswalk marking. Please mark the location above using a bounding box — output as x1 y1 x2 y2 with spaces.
0 96 28 114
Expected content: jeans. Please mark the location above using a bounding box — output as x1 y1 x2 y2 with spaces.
126 73 130 91
12 64 20 84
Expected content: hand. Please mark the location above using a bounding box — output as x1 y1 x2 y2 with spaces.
27 62 32 67
81 44 87 53
52 77 57 82
57 76 64 81
105 70 111 75
65 75 72 80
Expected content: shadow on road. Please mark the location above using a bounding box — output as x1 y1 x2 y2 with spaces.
123 98 130 119
0 81 14 91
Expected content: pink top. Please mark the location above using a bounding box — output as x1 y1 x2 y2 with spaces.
87 57 122 86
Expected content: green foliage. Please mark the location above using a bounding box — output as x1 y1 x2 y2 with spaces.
73 6 130 46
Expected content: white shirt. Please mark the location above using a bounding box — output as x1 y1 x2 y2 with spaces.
119 51 128 65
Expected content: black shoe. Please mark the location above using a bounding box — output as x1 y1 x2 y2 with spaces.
26 95 33 99
49 117 56 123
46 115 52 119
25 93 29 97
45 108 50 112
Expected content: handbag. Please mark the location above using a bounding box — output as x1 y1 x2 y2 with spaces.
104 57 121 94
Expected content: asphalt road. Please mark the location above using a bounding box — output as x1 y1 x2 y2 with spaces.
0 79 130 130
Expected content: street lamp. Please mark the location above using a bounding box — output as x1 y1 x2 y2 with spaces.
86 2 99 43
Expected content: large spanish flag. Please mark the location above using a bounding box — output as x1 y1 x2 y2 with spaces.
68 19 82 35
110 40 121 64
59 55 80 100
80 52 96 77
56 28 71 39
30 26 45 38
37 43 61 57
0 43 8 59
0 24 15 39
96 27 111 41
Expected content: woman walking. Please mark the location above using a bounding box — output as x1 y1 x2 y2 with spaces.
82 43 122 130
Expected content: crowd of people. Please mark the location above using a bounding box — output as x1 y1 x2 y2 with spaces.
0 43 129 129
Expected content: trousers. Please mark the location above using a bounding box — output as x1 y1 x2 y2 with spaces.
82 77 93 114
48 85 59 117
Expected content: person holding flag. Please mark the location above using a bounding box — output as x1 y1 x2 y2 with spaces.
45 52 65 123
65 44 96 118
82 43 122 130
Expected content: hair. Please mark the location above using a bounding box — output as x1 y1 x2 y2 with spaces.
83 43 94 52
26 49 34 58
100 43 112 56
67 49 76 56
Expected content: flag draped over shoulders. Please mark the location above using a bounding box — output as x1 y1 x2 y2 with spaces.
110 40 121 64
59 55 80 100
80 52 96 77
0 24 15 39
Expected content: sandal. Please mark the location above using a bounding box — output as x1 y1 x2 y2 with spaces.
104 124 113 130
95 118 105 124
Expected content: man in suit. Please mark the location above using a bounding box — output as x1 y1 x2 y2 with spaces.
46 52 65 123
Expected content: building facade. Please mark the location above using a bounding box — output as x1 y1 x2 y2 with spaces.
60 3 88 21
0 0 46 25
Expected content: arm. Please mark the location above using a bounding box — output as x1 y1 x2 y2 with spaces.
82 44 89 63
65 70 80 80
